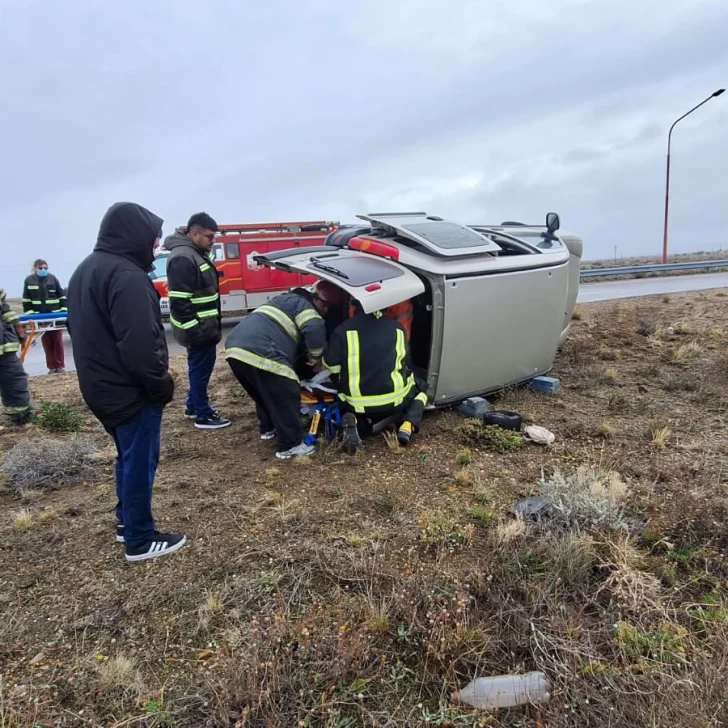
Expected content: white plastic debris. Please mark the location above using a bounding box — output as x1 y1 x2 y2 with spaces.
451 672 551 710
524 425 556 445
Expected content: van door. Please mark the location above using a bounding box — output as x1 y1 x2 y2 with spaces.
435 263 570 403
254 248 425 313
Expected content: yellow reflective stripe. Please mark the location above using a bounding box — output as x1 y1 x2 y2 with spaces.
199 263 212 272
346 330 361 399
415 392 429 405
0 342 21 354
197 309 219 319
391 328 406 394
224 347 299 381
308 347 324 358
4 405 30 413
30 300 42 305
27 285 40 290
295 309 321 328
2 311 19 323
22 298 32 303
45 298 60 304
340 377 415 410
191 292 219 305
256 305 298 341
323 359 341 374
170 315 199 330
168 290 193 299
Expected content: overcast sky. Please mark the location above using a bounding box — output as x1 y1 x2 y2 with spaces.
1 0 727 294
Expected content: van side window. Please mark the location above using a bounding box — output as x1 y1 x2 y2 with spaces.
226 243 240 259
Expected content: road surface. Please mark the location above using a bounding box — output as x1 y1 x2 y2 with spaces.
577 271 728 303
21 273 728 376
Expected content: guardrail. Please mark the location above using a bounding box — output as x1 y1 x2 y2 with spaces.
580 259 728 279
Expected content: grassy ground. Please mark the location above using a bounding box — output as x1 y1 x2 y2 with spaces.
582 249 728 272
2 290 728 727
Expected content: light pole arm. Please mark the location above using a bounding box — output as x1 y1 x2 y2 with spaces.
662 89 724 264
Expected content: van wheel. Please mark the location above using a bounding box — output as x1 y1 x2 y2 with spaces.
483 410 523 431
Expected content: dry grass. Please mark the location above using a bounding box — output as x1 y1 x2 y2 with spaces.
652 426 672 448
10 508 33 531
3 291 728 727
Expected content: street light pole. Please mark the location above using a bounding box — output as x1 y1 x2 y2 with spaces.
662 88 725 264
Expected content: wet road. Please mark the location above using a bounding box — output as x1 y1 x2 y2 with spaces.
577 271 728 303
22 272 728 376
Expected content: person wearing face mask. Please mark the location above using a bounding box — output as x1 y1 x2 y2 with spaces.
22 259 67 373
164 212 230 431
67 202 184 564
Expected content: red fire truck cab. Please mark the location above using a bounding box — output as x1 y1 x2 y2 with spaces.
150 221 339 316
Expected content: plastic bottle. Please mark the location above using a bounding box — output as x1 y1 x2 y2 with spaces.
451 672 551 710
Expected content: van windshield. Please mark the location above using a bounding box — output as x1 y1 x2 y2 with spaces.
149 255 168 280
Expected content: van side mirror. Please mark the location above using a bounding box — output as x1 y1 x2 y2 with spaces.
546 212 560 233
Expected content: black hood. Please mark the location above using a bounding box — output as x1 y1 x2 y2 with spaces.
94 202 164 270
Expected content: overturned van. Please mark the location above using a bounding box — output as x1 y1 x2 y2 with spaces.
254 212 583 407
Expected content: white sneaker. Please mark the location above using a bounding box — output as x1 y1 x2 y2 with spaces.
260 430 276 441
276 442 315 460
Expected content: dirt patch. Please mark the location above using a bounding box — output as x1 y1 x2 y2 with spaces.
2 289 728 727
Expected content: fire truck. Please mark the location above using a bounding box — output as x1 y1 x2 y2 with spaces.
149 221 339 315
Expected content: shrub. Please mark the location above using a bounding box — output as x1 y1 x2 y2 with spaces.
35 402 84 433
456 420 524 453
2 437 102 493
540 467 628 533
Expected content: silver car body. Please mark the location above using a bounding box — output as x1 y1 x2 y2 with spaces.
255 212 583 407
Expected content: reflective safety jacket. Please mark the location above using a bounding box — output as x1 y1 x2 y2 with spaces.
347 300 414 341
0 288 21 356
323 311 418 414
224 289 326 381
22 273 67 315
163 228 222 348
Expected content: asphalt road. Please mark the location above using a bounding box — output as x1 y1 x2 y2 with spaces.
21 272 728 377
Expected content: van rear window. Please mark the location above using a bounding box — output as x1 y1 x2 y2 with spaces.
403 222 491 249
306 255 404 286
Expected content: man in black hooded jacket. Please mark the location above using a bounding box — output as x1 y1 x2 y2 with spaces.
67 202 186 564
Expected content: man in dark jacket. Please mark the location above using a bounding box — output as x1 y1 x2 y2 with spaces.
67 202 186 564
164 212 230 431
323 301 428 454
224 284 333 459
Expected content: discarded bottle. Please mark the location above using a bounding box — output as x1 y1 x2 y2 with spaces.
451 671 551 710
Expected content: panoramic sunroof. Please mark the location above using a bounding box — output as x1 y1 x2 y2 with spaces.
402 222 492 249
306 255 404 286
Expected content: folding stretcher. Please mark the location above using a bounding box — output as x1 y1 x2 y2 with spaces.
300 371 342 446
18 312 68 363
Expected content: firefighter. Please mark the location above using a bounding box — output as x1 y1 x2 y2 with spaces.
164 212 230 431
22 259 67 373
0 287 33 425
323 300 428 454
224 282 338 460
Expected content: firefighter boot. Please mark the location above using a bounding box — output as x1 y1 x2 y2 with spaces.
397 421 413 447
342 412 362 455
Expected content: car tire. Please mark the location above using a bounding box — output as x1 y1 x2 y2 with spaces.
483 410 523 431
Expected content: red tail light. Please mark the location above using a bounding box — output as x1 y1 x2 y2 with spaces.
348 236 400 261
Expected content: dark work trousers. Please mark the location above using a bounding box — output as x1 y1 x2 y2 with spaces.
186 344 217 418
105 404 163 550
0 352 32 423
227 358 303 451
345 387 427 437
41 330 65 371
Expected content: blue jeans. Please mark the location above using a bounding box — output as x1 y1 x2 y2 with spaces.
186 345 217 419
105 404 163 550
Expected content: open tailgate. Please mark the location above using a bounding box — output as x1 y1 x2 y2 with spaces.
253 248 425 313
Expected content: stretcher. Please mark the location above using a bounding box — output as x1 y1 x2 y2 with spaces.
300 371 342 445
18 313 67 363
